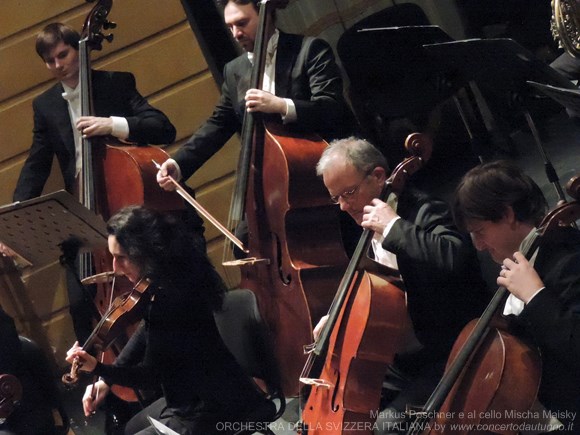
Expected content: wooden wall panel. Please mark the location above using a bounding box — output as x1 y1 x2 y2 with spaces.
0 0 229 366
0 96 36 162
0 0 80 39
160 74 221 143
99 25 208 97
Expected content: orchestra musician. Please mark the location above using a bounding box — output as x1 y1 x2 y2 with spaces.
13 23 183 346
313 137 490 434
452 160 580 432
66 206 276 435
156 0 356 191
0 305 58 435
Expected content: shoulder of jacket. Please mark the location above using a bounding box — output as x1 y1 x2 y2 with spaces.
35 82 63 103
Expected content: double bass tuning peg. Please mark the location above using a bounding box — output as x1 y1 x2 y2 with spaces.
103 33 114 43
103 20 116 30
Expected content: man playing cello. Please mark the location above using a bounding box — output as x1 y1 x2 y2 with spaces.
314 137 490 434
453 160 580 432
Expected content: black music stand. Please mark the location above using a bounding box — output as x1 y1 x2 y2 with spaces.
424 38 577 202
338 24 484 167
527 80 580 116
0 190 107 271
338 25 456 119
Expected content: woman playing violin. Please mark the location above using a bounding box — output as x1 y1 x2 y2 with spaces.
66 206 275 434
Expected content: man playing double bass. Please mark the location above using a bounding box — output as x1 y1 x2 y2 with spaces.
13 23 180 346
453 161 580 432
314 137 490 434
156 0 356 190
12 22 185 434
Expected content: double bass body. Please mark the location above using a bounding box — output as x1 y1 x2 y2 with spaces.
241 123 349 397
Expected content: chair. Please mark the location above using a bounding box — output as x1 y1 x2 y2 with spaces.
214 289 286 435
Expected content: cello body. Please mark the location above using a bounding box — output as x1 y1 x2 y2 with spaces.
407 179 580 435
241 122 348 396
299 133 432 434
426 319 541 435
301 270 410 434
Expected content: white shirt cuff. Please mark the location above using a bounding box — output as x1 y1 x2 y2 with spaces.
281 98 297 123
110 116 129 140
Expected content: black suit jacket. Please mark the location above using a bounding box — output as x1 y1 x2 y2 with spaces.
174 32 356 181
514 227 580 425
381 188 490 364
13 70 176 201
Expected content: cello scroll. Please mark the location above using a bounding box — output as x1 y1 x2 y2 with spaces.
0 374 22 421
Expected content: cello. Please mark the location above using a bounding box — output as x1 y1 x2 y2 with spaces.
406 176 580 435
224 0 349 397
63 0 182 404
299 133 432 434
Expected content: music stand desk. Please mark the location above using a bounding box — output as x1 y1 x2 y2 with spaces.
423 38 577 94
0 190 107 270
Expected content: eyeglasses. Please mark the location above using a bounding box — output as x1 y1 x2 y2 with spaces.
329 173 370 204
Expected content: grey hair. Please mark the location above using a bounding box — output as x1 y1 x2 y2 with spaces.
316 136 388 176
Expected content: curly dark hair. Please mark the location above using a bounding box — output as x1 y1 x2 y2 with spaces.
453 160 548 231
106 206 225 311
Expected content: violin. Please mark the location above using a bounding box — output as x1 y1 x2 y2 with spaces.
406 175 580 434
62 277 152 386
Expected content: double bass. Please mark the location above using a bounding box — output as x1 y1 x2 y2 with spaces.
299 133 432 434
224 0 349 396
63 0 182 403
406 176 580 435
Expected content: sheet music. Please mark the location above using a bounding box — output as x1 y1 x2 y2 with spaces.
147 416 180 435
528 80 580 113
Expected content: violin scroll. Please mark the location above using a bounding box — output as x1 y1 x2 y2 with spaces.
62 357 81 387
